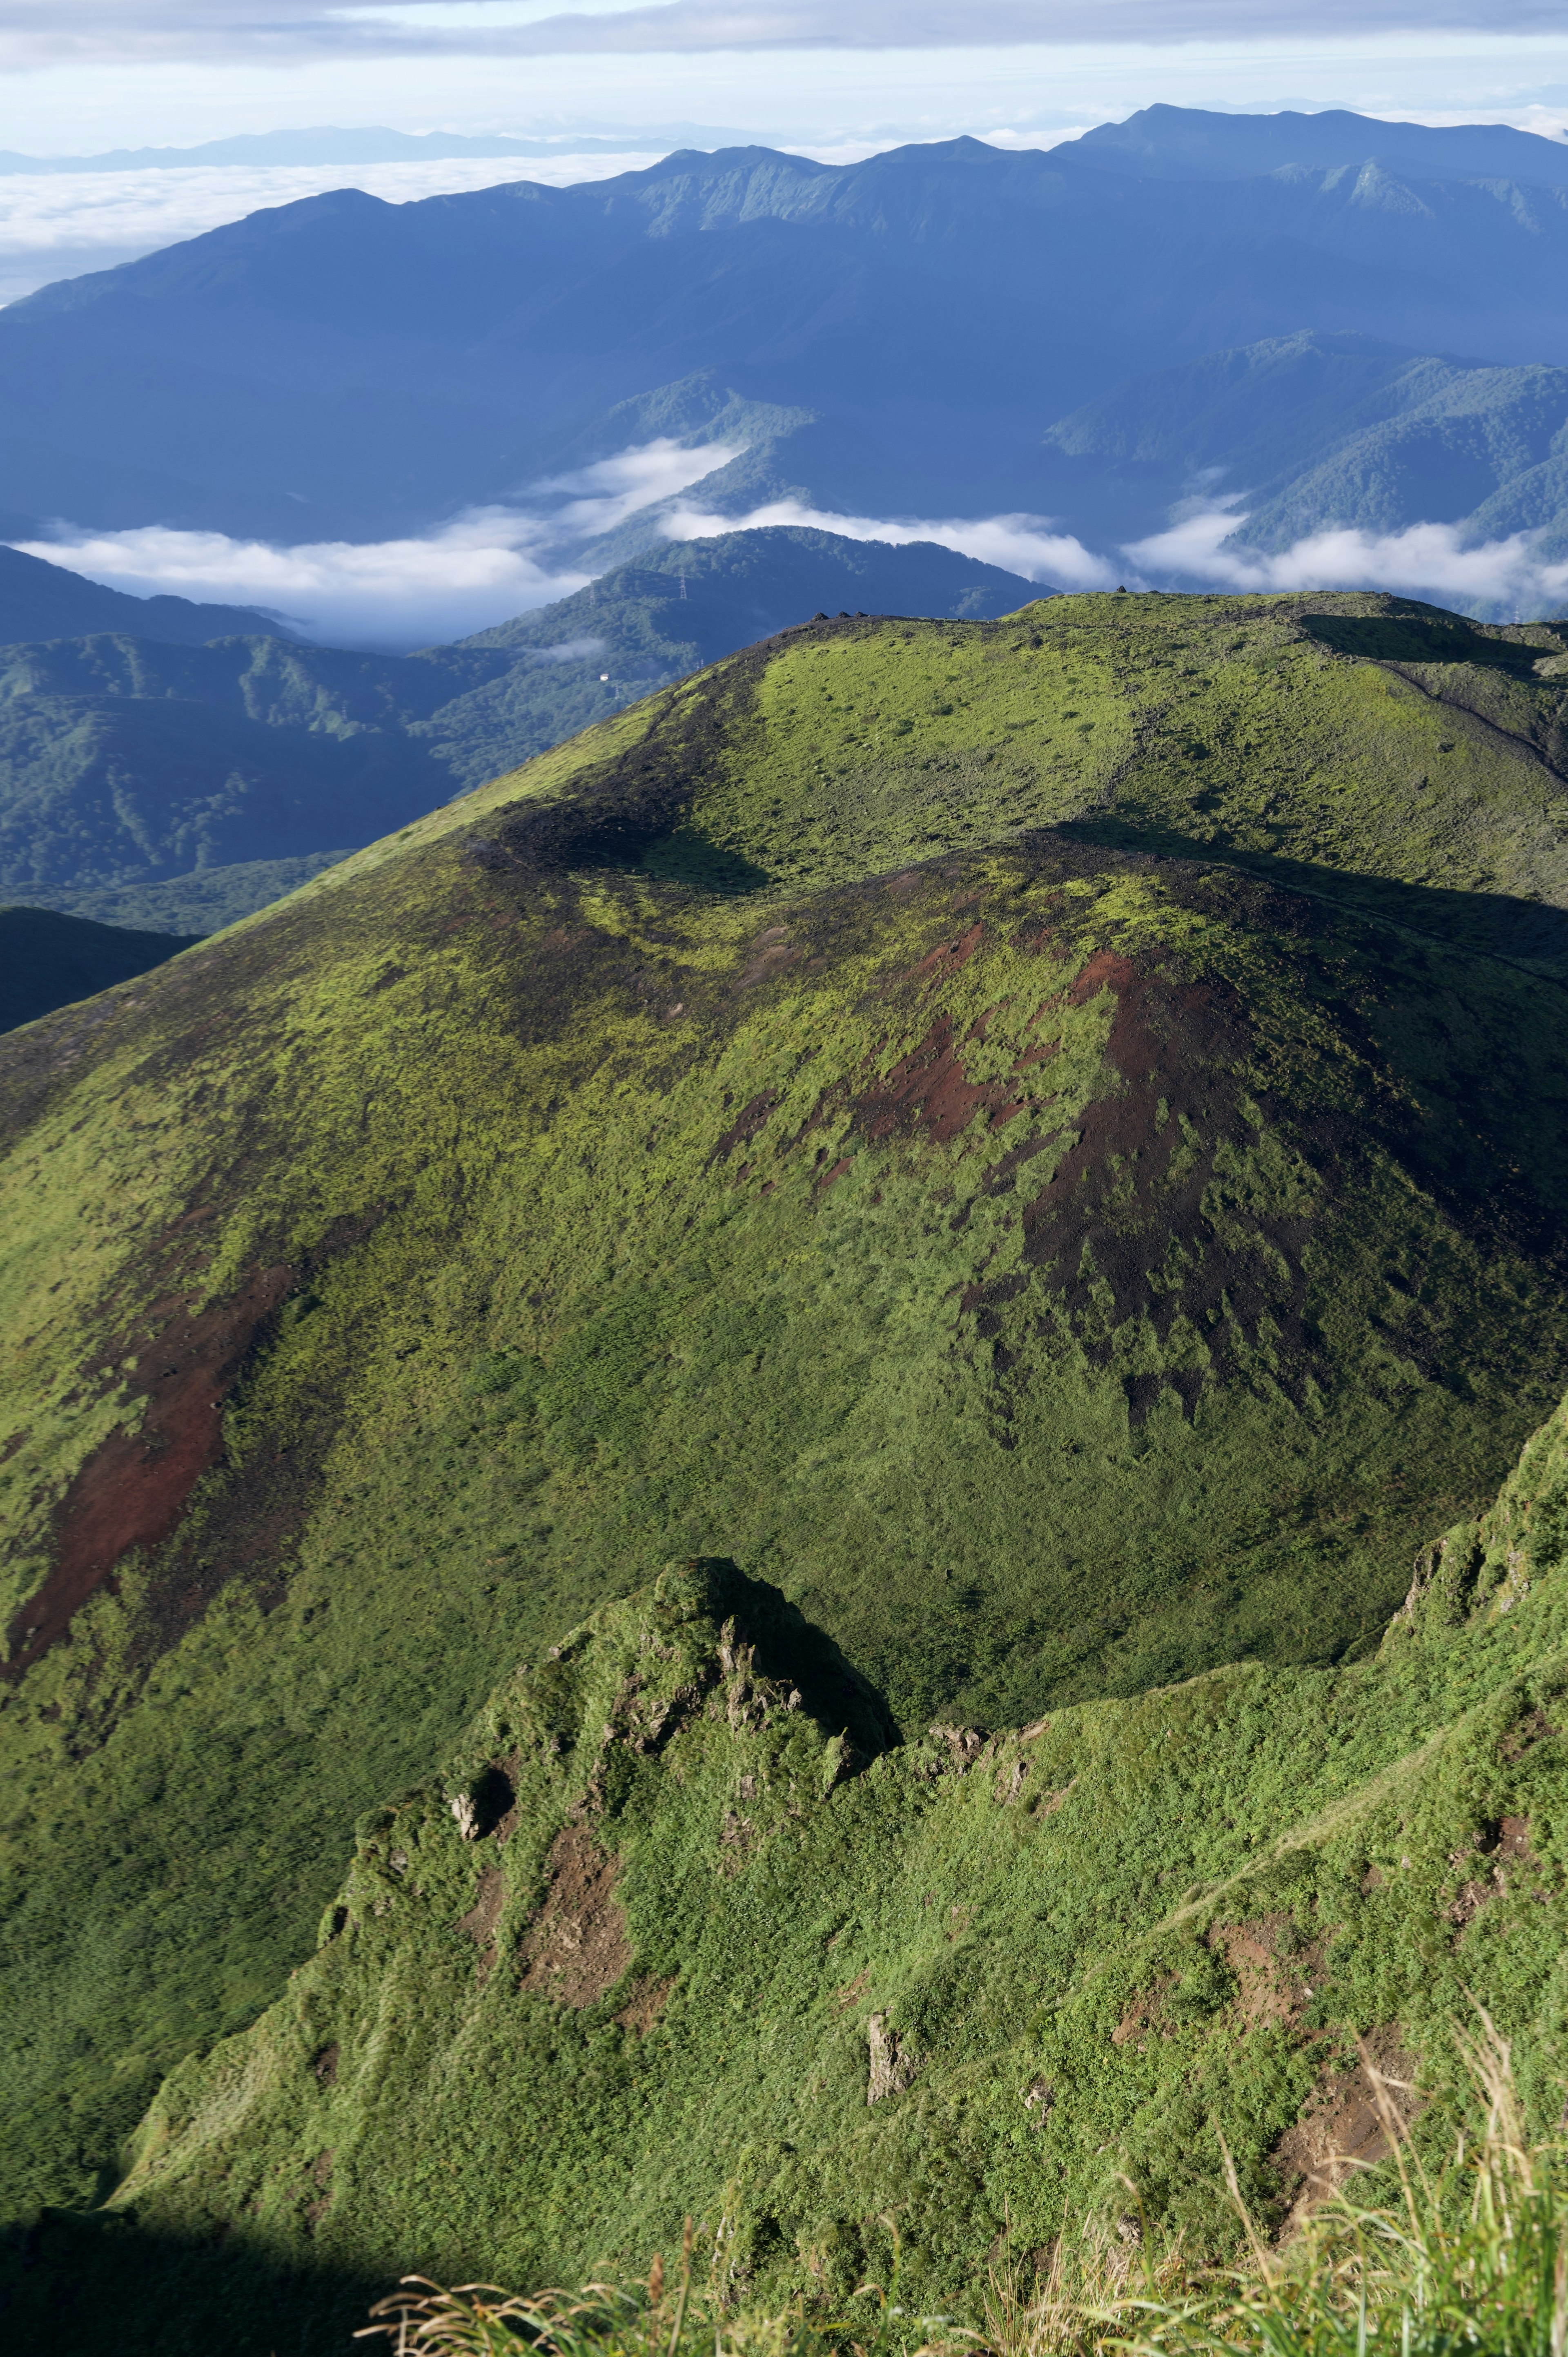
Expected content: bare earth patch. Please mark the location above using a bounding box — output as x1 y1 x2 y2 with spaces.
517 1824 633 2007
1273 2029 1423 2229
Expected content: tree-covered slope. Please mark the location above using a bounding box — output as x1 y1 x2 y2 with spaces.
6 132 1568 541
0 530 1033 934
0 904 199 1032
4 591 1568 2331
0 542 292 647
1042 332 1568 575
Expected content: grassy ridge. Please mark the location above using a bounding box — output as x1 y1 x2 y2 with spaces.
4 590 1568 2296
45 1387 1568 2355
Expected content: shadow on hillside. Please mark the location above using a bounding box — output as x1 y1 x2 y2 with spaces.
1055 815 1568 977
1299 610 1564 675
0 2206 388 2355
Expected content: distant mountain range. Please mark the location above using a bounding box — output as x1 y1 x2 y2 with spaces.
0 528 1035 939
1044 330 1568 565
9 107 1568 552
0 543 292 645
0 125 724 174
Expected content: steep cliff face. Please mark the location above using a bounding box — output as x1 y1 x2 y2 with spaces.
5 592 1568 2322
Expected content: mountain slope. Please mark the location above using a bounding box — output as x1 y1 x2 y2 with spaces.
5 592 1568 2290
0 530 1035 933
38 1411 1568 2357
0 905 200 1031
1071 102 1568 187
0 542 294 646
7 134 1568 540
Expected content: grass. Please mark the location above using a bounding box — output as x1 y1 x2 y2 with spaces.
6 593 1568 2348
358 2018 1568 2357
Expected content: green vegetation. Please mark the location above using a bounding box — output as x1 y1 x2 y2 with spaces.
1043 330 1568 608
30 1384 1568 2353
5 589 1568 2350
0 530 1031 934
356 2023 1568 2357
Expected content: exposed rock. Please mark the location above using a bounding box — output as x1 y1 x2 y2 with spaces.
867 2012 917 2104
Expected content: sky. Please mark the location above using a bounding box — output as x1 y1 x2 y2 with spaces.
9 0 1568 638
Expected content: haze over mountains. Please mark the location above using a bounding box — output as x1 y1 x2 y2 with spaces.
10 102 1568 630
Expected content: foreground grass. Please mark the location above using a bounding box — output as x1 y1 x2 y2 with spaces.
362 2021 1568 2357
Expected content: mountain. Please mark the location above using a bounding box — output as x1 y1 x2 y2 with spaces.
0 542 295 646
7 591 1568 2355
1069 102 1568 187
0 904 199 1031
0 126 715 173
29 1444 1568 2354
1041 331 1568 570
0 529 1036 934
8 126 1568 542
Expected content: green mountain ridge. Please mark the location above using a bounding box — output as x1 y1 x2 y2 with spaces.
0 529 1035 941
6 586 1568 2347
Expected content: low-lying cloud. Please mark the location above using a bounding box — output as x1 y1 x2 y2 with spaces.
18 437 744 647
1125 504 1568 613
666 496 1117 589
23 458 1568 655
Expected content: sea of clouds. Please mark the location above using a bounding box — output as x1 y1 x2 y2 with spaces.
18 439 747 644
22 443 1568 646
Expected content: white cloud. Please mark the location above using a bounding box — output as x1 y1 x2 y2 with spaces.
0 0 1557 67
664 495 1118 588
1123 504 1568 613
533 439 746 535
16 437 744 645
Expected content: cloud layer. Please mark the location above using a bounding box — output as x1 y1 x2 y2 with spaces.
0 0 1561 67
20 437 743 646
1126 505 1568 612
21 459 1568 656
666 496 1116 586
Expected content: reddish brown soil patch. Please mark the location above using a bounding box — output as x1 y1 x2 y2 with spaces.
1501 1709 1558 1762
710 1090 778 1164
1273 2031 1423 2228
1112 1976 1176 2050
304 2149 334 2232
905 919 985 985
971 952 1327 1422
1069 949 1137 1004
615 1975 673 2034
1211 1914 1325 2029
853 1017 1030 1152
4 1262 291 1682
517 1824 633 2007
458 1863 506 1982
